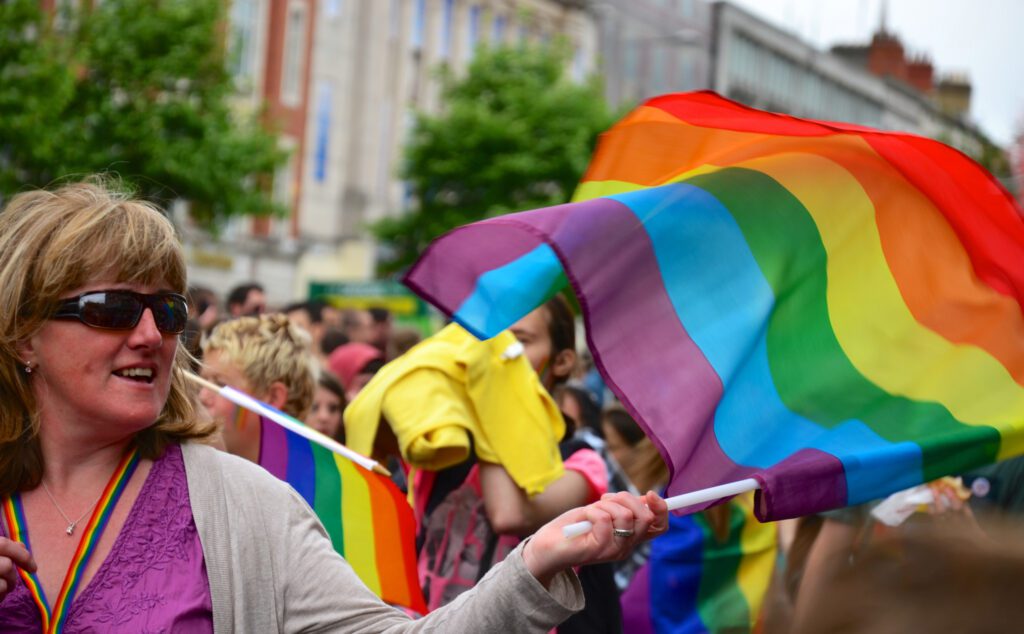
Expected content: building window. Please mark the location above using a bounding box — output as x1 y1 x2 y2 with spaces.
229 0 259 84
281 1 308 106
492 14 506 43
412 0 426 50
322 0 341 19
441 0 455 59
468 5 481 57
313 82 332 183
572 45 585 82
274 146 296 208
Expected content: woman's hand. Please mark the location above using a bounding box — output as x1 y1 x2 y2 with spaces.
0 537 35 600
521 491 668 587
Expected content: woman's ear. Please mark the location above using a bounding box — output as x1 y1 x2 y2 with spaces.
15 337 35 367
550 349 577 383
265 381 290 411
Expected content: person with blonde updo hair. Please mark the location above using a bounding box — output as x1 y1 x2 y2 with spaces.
198 313 317 463
0 178 669 632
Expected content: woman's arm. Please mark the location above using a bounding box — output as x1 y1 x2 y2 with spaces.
479 461 594 536
280 484 666 633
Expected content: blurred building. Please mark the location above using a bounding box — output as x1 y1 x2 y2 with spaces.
589 0 713 110
709 1 986 158
587 1 989 160
185 0 597 305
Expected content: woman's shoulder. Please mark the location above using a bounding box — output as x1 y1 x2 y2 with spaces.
179 442 300 504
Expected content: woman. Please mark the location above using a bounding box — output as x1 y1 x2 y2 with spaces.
0 181 668 632
308 371 347 441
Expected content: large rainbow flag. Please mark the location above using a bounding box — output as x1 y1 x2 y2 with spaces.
259 416 427 613
403 91 1024 520
621 493 776 634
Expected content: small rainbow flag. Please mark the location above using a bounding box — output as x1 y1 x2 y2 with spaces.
403 91 1024 520
258 415 426 613
621 493 776 634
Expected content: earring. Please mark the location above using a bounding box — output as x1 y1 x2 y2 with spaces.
24 363 33 374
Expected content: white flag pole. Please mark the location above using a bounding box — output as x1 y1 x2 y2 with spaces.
186 373 390 476
562 478 761 538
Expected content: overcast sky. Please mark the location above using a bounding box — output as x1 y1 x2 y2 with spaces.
727 0 1024 147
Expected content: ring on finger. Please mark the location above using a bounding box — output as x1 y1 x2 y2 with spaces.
612 528 635 538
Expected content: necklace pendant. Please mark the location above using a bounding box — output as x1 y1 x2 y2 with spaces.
66 524 75 536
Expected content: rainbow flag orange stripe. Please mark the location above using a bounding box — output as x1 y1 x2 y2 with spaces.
403 91 1024 520
2 447 140 633
259 414 426 613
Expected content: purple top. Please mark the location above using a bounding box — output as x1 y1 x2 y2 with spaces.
0 443 213 632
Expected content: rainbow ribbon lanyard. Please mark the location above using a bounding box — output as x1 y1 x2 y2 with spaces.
2 447 141 634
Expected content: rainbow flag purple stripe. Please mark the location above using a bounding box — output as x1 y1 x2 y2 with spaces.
403 92 1024 520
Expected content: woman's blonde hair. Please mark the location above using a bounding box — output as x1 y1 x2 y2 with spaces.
204 313 317 420
0 179 216 497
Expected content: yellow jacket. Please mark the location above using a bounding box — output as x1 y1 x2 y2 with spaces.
344 323 565 495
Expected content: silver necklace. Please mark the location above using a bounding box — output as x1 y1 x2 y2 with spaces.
40 482 103 537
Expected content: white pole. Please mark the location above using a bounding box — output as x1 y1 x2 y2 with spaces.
561 478 761 538
186 373 390 476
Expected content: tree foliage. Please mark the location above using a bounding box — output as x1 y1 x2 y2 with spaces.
373 44 614 274
0 0 284 226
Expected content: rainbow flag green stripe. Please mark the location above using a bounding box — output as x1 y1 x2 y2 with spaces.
2 447 140 633
2 495 51 630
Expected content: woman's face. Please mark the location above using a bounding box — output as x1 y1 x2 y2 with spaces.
24 281 179 441
307 385 343 439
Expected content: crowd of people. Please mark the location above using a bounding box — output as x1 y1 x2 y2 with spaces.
2 180 1024 633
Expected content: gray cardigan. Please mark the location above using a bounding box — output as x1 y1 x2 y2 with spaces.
181 443 584 632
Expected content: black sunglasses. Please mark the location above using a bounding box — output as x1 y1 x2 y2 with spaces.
52 290 190 334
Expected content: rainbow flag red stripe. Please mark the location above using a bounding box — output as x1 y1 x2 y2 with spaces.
2 447 140 633
259 415 426 613
403 91 1024 520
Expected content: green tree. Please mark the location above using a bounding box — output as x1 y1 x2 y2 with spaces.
0 0 284 226
373 44 614 274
